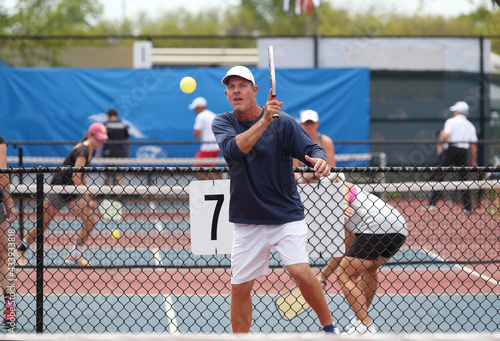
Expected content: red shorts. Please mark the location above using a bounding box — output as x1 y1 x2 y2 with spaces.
194 150 220 167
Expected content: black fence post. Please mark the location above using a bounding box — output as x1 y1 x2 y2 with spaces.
18 147 24 240
36 172 44 333
479 36 486 166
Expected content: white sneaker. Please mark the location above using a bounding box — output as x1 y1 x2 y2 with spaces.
424 204 437 211
347 322 377 335
344 316 361 334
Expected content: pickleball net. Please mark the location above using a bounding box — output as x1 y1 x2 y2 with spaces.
5 166 500 334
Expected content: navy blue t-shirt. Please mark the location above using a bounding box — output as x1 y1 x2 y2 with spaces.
212 109 326 225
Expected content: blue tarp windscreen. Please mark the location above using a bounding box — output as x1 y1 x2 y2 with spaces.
0 67 369 166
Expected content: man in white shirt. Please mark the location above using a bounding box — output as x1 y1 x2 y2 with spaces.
189 97 221 180
426 101 478 214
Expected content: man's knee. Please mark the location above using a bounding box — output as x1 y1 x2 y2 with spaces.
231 281 254 299
287 263 313 285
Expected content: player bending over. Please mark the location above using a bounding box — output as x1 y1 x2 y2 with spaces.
318 179 407 335
17 123 108 267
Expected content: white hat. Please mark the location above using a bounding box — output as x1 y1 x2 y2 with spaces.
221 66 255 85
300 110 319 123
449 101 469 115
188 97 207 110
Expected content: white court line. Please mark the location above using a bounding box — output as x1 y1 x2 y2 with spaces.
152 248 163 267
148 202 165 233
423 248 500 287
164 295 179 335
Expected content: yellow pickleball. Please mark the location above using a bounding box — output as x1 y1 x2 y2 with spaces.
180 76 197 94
111 229 121 238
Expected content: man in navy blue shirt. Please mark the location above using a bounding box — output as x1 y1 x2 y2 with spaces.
212 66 339 334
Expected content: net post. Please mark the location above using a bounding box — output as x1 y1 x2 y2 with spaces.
36 172 44 334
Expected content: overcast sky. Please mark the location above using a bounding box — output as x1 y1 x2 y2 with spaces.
1 0 495 20
100 0 494 21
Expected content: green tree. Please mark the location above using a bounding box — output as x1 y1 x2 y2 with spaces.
1 0 102 35
1 0 500 65
0 0 102 66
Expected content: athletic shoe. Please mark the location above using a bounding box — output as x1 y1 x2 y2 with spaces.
65 253 91 267
424 205 437 211
2 304 16 329
321 321 340 335
347 322 377 335
463 209 472 215
16 250 26 267
344 315 361 334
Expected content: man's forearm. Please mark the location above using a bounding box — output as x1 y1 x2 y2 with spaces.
235 118 271 154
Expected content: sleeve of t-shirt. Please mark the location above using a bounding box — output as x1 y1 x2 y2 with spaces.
443 119 452 135
468 124 478 142
212 113 246 160
74 145 90 160
0 136 6 145
193 115 203 131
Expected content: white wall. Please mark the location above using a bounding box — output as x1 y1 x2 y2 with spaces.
258 37 491 73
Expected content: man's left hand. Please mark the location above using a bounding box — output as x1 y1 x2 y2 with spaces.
304 155 330 178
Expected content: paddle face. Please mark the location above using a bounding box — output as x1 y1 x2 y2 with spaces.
99 199 123 222
275 286 310 320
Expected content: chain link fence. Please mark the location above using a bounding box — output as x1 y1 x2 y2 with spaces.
1 34 499 334
1 166 499 334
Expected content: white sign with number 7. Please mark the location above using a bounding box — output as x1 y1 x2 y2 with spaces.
189 180 234 255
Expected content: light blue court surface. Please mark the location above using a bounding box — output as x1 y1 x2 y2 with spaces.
11 293 500 334
15 200 191 233
14 246 452 269
10 245 500 334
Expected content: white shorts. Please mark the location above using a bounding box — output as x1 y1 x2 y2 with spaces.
231 219 309 285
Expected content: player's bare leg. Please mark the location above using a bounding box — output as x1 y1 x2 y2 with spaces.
73 197 97 246
17 200 55 265
231 279 255 333
358 269 376 311
338 256 374 326
0 219 14 289
22 200 55 245
362 257 389 310
287 263 333 326
65 197 97 267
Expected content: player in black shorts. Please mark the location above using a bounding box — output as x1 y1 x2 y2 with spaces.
17 123 108 267
318 181 407 335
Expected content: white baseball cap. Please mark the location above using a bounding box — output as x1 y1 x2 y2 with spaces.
188 97 207 110
300 110 319 123
449 101 469 115
221 66 255 85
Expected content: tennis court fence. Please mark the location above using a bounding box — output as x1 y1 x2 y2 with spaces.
1 166 500 334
